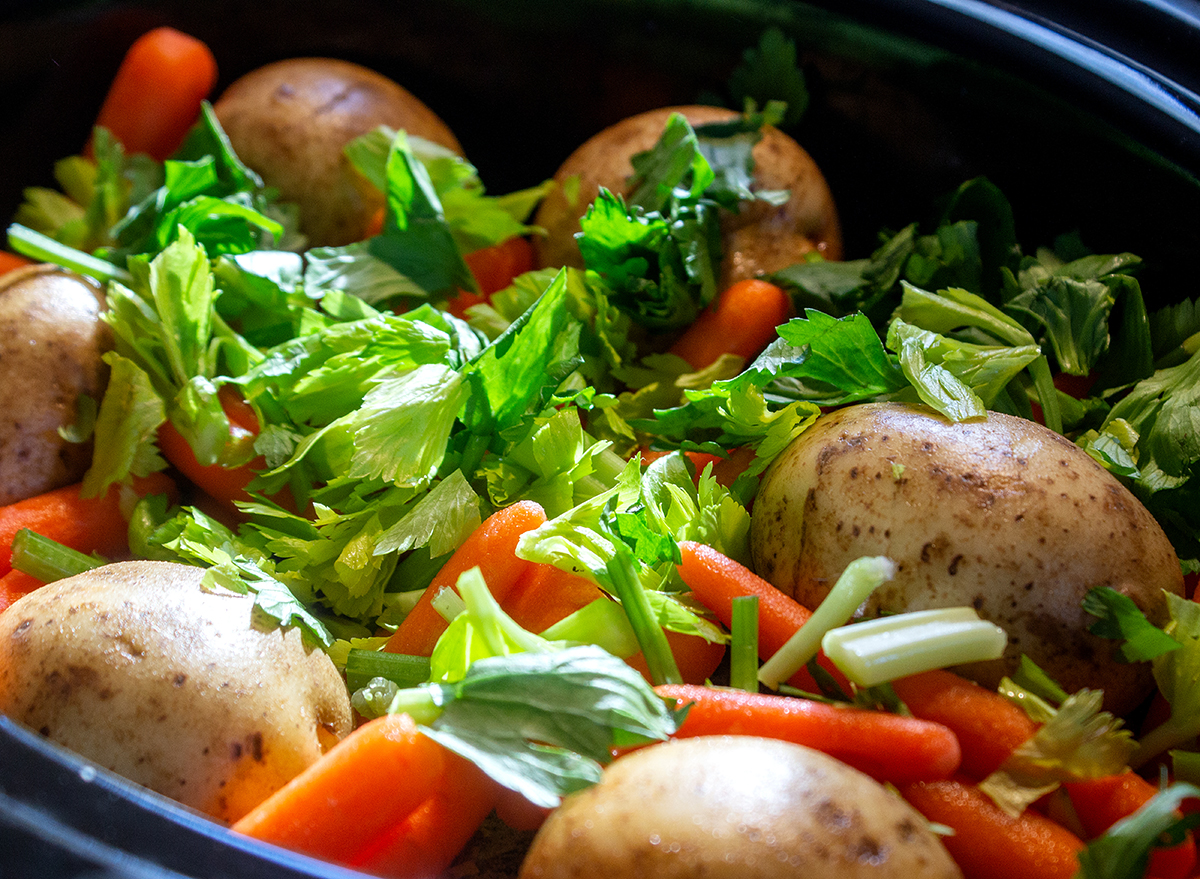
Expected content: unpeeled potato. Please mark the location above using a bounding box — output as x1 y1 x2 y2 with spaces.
214 57 463 246
0 561 352 822
531 104 842 288
0 264 110 505
750 402 1184 714
520 736 961 879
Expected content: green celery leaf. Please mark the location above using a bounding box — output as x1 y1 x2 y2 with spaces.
1083 586 1182 663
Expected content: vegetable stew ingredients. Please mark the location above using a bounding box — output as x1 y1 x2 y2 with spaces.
519 736 963 878
669 278 793 369
0 560 352 822
899 776 1086 879
655 683 962 783
750 402 1184 714
0 471 177 578
90 26 218 161
531 104 842 288
890 668 1041 780
233 712 450 865
213 57 463 246
0 265 111 505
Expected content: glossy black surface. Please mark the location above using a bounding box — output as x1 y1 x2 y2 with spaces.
1 1 1198 876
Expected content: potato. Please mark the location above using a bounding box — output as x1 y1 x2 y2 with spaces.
0 560 352 822
750 402 1184 713
531 105 842 288
214 57 464 246
0 264 110 505
519 736 961 879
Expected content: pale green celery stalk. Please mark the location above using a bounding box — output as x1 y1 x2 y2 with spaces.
345 649 431 691
605 551 682 686
821 607 1007 688
385 686 443 725
758 556 896 690
729 595 760 692
10 529 104 583
6 224 132 284
455 567 547 656
431 584 468 622
1028 355 1063 434
540 597 641 658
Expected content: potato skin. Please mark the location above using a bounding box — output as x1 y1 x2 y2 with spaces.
531 105 842 288
519 736 961 879
0 265 110 505
214 57 463 246
0 560 352 822
750 402 1184 714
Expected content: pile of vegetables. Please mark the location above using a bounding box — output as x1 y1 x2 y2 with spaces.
1 21 1199 879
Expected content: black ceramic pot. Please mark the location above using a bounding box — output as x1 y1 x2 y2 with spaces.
1 2 1198 877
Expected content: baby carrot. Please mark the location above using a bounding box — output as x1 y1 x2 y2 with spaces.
384 500 547 657
1066 771 1196 879
91 27 218 161
503 561 607 635
669 278 792 370
890 668 1040 780
0 568 42 613
463 236 535 295
900 776 1086 879
655 683 962 784
627 629 727 687
0 472 177 577
0 251 32 277
675 540 846 692
350 747 500 878
231 712 446 865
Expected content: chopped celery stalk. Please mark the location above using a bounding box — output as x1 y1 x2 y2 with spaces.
540 596 641 658
758 556 896 690
10 528 104 583
6 223 132 284
345 648 432 691
822 607 1008 687
729 595 760 692
430 584 467 622
605 550 682 686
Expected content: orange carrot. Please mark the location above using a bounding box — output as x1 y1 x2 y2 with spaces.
675 541 846 693
91 27 218 161
503 562 607 635
1066 771 1196 879
0 568 43 613
656 683 962 784
156 386 273 516
384 500 547 657
0 251 32 277
464 236 535 296
232 713 447 865
350 747 500 878
0 472 177 577
900 776 1086 879
891 668 1040 780
627 629 727 686
669 279 792 370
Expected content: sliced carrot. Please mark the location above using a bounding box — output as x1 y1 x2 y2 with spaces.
91 27 218 161
384 500 547 657
675 540 847 693
232 713 446 865
0 472 177 578
669 279 792 370
349 747 500 878
900 776 1086 879
1066 771 1196 879
891 668 1040 780
656 683 961 784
